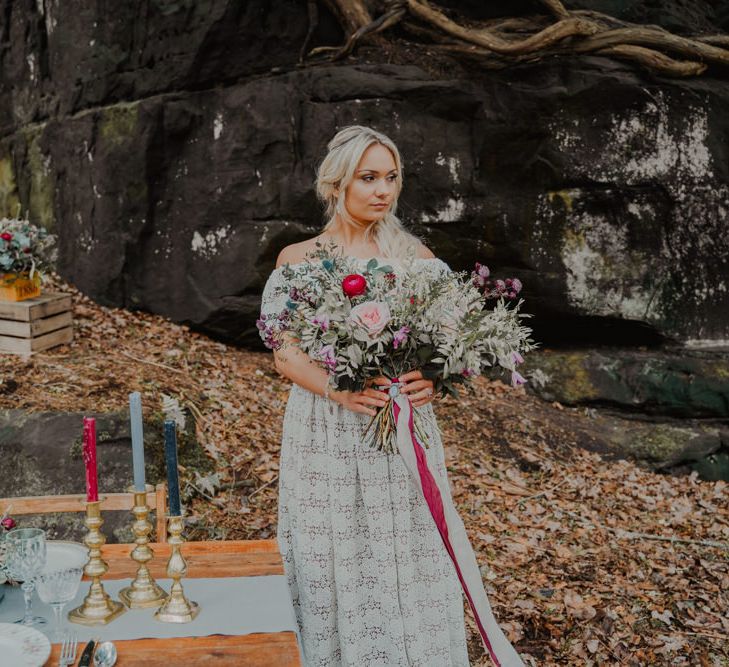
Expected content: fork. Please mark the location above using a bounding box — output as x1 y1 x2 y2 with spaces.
59 633 78 667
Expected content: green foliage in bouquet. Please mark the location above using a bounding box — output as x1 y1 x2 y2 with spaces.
260 240 538 398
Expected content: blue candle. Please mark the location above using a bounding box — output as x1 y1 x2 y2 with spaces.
129 392 146 492
164 420 181 516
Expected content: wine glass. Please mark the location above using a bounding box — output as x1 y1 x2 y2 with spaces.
36 565 84 641
5 527 47 626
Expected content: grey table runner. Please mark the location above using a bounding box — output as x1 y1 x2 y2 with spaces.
0 575 301 652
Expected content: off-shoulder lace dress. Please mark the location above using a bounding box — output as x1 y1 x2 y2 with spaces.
260 257 471 667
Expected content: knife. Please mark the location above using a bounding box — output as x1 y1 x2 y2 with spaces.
78 638 96 667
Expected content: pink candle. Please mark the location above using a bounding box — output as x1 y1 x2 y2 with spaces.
83 417 99 502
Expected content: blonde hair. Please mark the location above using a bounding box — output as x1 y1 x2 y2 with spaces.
315 125 421 260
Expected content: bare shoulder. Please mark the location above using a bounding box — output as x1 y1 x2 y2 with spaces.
275 237 322 268
414 241 437 260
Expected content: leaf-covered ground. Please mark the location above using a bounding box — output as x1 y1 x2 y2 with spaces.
2 277 727 666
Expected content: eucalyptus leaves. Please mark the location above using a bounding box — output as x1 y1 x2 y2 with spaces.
259 242 537 399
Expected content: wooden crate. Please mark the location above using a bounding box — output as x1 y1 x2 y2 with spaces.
0 292 73 355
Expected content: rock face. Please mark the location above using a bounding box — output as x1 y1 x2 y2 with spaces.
1 1 728 476
522 348 729 419
1 1 729 350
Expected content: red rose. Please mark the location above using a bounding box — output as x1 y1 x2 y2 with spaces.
1 517 16 530
342 274 367 298
0 233 12 242
22 247 31 253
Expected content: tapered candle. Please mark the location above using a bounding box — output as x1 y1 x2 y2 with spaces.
82 417 99 502
129 392 146 493
164 420 181 516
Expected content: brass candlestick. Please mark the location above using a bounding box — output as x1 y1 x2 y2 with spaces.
69 499 126 625
154 515 199 623
119 485 168 608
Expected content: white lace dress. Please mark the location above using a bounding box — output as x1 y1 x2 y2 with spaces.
261 257 471 667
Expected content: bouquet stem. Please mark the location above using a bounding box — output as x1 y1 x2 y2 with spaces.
363 392 433 455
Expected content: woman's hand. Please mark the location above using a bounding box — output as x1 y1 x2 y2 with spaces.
398 369 435 408
331 376 392 416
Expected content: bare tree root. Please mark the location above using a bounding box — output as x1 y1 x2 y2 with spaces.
318 0 372 35
538 0 569 21
311 0 729 78
310 2 407 60
574 26 729 68
406 1 600 55
595 45 707 77
300 0 320 64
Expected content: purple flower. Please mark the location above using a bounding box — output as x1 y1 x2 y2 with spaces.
312 314 330 331
392 325 410 349
1 517 16 530
511 370 527 387
475 262 490 279
316 344 337 371
289 286 317 306
511 351 524 365
258 312 290 351
462 368 476 378
471 263 490 289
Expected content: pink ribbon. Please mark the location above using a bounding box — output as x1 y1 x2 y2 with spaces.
391 394 524 667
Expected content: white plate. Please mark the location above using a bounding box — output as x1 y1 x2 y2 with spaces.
42 541 87 574
0 622 51 667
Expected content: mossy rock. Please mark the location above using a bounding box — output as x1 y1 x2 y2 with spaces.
98 103 139 147
0 408 212 543
522 348 729 418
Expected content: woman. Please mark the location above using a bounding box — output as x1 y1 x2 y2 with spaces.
260 126 523 666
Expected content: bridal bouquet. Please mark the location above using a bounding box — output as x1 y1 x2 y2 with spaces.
258 242 537 452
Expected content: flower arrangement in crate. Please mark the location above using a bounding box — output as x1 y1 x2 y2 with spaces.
0 213 57 302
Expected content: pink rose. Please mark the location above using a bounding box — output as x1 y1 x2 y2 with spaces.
1 517 16 530
349 301 390 336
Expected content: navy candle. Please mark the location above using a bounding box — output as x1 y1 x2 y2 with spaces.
164 420 181 516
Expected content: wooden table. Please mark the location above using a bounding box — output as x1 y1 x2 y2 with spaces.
45 539 301 666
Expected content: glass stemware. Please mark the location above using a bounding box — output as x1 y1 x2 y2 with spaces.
36 565 84 641
5 527 47 626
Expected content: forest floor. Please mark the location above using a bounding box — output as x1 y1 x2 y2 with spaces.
1 276 727 667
